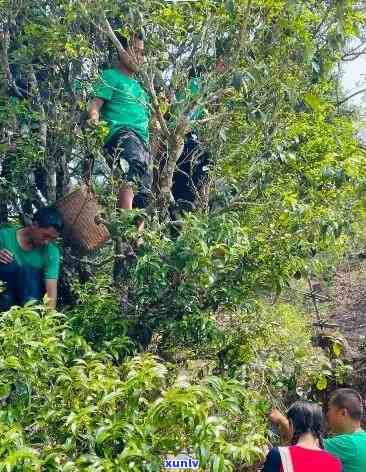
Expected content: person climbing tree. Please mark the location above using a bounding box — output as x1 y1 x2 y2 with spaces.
87 32 152 222
171 65 210 211
0 207 63 311
171 56 227 212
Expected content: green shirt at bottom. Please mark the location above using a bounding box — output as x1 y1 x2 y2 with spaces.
325 430 366 472
0 227 60 280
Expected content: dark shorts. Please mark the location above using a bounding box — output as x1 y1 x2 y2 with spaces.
0 262 45 311
172 132 210 204
104 129 152 209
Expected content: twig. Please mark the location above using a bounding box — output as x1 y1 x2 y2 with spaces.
67 252 127 268
211 199 266 217
307 276 322 328
313 321 339 329
99 14 128 61
337 88 366 107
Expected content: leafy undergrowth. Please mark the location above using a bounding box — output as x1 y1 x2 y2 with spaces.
0 298 342 471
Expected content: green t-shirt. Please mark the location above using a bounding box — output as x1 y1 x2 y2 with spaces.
0 227 60 280
325 430 366 472
92 68 150 145
174 77 206 126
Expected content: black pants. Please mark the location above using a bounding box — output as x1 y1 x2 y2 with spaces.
0 262 45 311
172 133 210 205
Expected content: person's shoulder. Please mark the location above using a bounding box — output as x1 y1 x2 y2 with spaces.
325 432 357 458
99 67 114 75
0 225 16 232
45 243 60 258
326 432 360 444
350 430 366 450
98 68 119 82
0 226 16 237
261 447 281 472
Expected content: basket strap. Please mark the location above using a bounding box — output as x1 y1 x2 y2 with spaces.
278 447 294 472
83 153 95 186
74 152 96 228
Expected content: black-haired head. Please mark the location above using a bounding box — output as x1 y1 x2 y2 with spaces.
329 388 364 421
327 388 364 434
115 31 144 50
28 206 63 249
32 207 64 233
287 401 325 448
115 31 145 72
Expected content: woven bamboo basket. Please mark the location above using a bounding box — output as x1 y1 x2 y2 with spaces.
56 185 110 254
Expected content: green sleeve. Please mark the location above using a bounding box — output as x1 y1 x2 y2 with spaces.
44 245 60 280
0 229 4 249
92 69 116 101
324 435 354 464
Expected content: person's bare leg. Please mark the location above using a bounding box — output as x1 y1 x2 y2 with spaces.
118 186 134 210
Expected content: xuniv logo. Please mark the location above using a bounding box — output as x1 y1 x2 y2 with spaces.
164 455 199 469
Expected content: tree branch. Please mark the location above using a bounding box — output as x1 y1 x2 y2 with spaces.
143 70 170 138
99 14 126 60
337 88 366 106
28 65 57 202
342 45 366 61
1 31 23 97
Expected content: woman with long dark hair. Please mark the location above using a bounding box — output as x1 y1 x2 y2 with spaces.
262 401 342 471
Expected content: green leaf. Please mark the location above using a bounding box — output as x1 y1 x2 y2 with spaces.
304 94 322 111
316 375 327 391
333 342 342 358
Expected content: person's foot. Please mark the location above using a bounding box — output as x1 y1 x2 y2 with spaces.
131 214 145 251
134 215 145 233
131 236 144 252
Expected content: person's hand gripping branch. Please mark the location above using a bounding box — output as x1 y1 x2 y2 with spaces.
0 249 13 264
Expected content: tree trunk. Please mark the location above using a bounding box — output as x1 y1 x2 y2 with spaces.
158 133 185 210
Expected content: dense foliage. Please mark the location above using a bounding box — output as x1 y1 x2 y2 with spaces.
0 0 366 470
0 302 334 471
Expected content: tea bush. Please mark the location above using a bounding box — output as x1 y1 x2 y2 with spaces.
0 300 332 471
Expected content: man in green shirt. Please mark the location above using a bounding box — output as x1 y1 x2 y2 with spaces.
269 387 366 472
87 33 151 214
325 388 366 472
0 207 63 310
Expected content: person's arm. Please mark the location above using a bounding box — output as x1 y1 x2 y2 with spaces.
87 69 116 125
87 97 104 125
44 245 60 309
0 249 13 264
45 279 57 309
269 409 292 444
0 230 12 264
